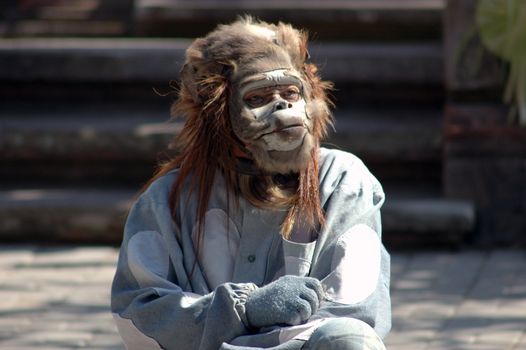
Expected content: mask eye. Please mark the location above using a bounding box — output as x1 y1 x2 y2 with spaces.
244 95 264 107
244 91 269 108
281 86 300 102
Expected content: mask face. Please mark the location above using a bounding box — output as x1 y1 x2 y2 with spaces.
230 69 315 174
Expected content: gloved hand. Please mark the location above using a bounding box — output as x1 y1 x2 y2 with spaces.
245 275 324 328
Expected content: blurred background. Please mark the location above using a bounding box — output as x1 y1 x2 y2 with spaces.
1 1 525 349
0 0 524 249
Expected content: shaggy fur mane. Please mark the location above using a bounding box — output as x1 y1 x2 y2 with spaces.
147 17 333 240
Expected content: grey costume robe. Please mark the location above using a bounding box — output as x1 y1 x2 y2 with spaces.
111 148 391 349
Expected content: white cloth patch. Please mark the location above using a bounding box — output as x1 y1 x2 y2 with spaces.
112 313 162 350
179 291 203 308
128 231 174 290
322 224 381 304
127 231 203 307
278 318 328 343
192 209 241 290
282 238 316 276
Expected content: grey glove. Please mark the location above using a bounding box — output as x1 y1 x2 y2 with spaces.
245 275 324 328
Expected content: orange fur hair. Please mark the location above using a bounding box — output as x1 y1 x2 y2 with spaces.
146 17 333 240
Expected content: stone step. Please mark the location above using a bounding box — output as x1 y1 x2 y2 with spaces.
0 103 176 163
0 185 474 248
0 103 442 183
1 0 134 37
329 107 442 163
0 187 131 244
136 0 444 40
0 38 443 88
382 184 475 248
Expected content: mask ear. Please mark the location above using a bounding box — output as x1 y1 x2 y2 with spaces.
180 62 200 104
274 22 309 70
180 60 234 105
180 38 235 105
179 38 205 104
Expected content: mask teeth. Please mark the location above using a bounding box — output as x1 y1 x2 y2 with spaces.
262 69 288 82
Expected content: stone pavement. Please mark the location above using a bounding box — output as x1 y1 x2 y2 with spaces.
0 246 524 350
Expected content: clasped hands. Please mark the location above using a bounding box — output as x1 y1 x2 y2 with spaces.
245 275 325 329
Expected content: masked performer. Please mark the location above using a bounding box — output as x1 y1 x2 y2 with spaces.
111 17 391 350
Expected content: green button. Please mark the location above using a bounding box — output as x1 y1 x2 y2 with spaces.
247 255 256 263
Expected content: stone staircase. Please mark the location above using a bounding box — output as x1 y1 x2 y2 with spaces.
0 0 475 249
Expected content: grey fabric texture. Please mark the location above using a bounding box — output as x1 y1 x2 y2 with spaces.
302 318 385 350
246 275 324 328
221 339 305 350
111 148 391 350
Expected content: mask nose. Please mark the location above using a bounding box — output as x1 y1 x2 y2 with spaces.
274 100 292 111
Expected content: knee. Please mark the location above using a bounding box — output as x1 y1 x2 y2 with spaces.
304 318 385 350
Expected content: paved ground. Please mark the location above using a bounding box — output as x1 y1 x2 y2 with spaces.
0 246 524 350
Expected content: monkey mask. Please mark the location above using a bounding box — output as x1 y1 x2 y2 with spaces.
231 67 315 174
169 17 333 237
178 17 332 175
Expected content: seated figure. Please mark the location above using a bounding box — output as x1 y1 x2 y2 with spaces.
111 17 391 350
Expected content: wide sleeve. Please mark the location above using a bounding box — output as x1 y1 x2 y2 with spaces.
309 151 391 339
111 194 257 350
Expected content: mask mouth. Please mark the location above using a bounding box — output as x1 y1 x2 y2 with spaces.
256 115 306 137
260 123 305 138
260 128 307 152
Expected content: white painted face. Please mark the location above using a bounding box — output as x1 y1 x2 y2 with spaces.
255 98 307 151
239 69 309 152
230 68 315 174
239 69 303 97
